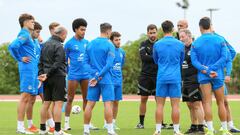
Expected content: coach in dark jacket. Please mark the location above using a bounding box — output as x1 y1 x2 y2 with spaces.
38 26 68 134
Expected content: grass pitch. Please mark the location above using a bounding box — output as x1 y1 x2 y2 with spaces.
0 101 240 135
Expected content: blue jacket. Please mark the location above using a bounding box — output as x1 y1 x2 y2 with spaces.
8 28 37 72
153 36 185 84
111 48 125 86
191 33 227 81
83 37 115 84
64 37 89 77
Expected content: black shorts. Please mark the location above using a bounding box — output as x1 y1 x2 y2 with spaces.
182 83 202 102
137 75 156 96
43 76 67 102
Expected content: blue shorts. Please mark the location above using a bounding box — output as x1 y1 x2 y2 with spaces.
199 79 224 90
156 83 181 98
68 74 89 81
114 85 122 101
87 84 114 102
19 71 38 95
224 83 228 95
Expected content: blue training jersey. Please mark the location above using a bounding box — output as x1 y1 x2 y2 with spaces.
111 48 126 86
214 33 236 76
8 28 37 72
84 37 115 84
191 33 227 82
34 39 41 63
64 37 89 77
153 36 185 84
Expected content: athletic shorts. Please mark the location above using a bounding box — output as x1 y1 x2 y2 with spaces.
114 85 122 101
199 79 224 90
137 75 156 96
224 83 228 95
43 76 67 102
156 83 181 98
68 74 90 81
19 71 38 95
182 83 202 102
87 84 114 102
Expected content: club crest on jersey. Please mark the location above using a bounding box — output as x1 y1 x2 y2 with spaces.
74 45 79 50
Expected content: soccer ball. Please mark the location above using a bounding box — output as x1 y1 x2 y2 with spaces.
71 105 81 114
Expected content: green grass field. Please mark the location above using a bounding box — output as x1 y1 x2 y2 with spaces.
0 101 240 135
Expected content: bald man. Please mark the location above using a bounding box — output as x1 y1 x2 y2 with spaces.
176 19 188 40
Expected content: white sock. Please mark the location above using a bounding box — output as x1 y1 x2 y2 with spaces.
113 119 116 124
228 121 234 129
84 124 90 133
27 120 33 128
17 121 25 130
104 120 107 125
173 124 180 133
156 124 162 132
65 116 70 124
206 121 214 131
107 123 114 134
221 121 228 130
47 118 55 128
203 120 206 125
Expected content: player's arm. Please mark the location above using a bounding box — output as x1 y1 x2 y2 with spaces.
225 51 233 77
139 42 154 63
152 44 158 64
38 48 44 75
83 44 92 71
226 43 236 60
64 43 70 73
225 51 232 83
8 34 28 62
95 44 115 81
190 45 208 72
121 50 126 68
208 41 227 71
46 45 66 78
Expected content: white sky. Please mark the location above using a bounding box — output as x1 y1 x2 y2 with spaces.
0 0 239 51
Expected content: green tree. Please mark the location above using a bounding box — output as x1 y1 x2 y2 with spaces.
229 53 240 94
0 43 19 94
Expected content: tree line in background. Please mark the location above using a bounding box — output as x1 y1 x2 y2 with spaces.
0 30 239 94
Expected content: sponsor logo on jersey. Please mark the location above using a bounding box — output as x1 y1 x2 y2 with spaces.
78 53 84 61
113 63 121 71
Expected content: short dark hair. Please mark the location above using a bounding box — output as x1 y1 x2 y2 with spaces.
72 18 87 32
110 31 121 41
147 24 157 32
161 20 174 33
34 21 42 30
199 17 211 30
18 13 34 28
49 22 60 30
100 23 112 33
